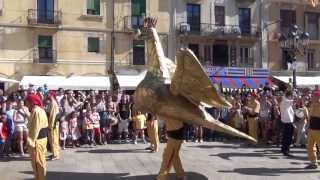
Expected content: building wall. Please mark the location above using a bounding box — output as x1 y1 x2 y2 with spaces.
175 0 261 68
0 0 170 81
267 0 320 72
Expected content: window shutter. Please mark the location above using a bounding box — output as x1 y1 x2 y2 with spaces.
87 0 95 10
94 0 100 14
132 0 139 16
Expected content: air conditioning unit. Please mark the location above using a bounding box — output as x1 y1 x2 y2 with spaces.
180 23 190 33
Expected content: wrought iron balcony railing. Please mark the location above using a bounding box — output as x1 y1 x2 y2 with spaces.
27 9 62 26
33 48 57 64
179 22 260 38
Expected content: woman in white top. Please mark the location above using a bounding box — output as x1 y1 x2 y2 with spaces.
14 99 30 156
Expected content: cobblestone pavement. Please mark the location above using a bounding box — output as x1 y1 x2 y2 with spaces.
0 141 319 180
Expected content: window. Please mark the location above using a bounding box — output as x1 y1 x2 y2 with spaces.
281 50 290 70
131 0 145 28
87 0 100 15
240 47 252 67
306 13 319 40
37 0 55 24
88 37 100 53
215 6 225 26
307 50 315 70
239 8 251 35
38 35 54 63
187 3 201 32
188 44 199 59
280 10 296 33
133 40 145 65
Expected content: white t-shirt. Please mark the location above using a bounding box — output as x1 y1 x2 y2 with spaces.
280 97 294 123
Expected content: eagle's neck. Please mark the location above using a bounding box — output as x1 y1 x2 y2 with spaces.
145 28 170 81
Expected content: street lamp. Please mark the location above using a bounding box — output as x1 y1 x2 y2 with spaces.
278 25 310 89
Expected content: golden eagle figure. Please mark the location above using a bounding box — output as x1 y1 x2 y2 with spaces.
134 17 256 143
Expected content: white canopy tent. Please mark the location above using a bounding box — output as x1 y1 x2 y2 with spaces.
20 76 110 90
273 76 320 87
116 71 147 90
0 77 19 83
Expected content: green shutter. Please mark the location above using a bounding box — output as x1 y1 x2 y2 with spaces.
94 0 100 14
87 0 100 15
88 37 99 53
132 0 140 16
87 0 95 10
38 36 52 48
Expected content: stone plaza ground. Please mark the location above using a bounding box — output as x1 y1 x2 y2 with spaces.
0 141 319 180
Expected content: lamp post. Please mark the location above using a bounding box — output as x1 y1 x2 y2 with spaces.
278 25 310 89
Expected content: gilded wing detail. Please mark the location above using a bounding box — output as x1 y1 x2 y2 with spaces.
170 49 232 108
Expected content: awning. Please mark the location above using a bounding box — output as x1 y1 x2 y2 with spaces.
0 77 19 83
116 71 147 90
273 76 320 87
211 76 271 89
20 76 110 90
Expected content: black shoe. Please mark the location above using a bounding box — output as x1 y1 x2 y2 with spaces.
305 164 318 169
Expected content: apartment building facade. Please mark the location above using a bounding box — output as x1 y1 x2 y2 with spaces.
0 0 170 83
173 0 262 68
266 0 320 74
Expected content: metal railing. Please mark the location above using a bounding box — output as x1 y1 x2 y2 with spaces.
27 9 62 25
33 48 57 63
124 15 144 30
179 22 260 38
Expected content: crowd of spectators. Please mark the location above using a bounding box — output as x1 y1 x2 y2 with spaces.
0 82 318 158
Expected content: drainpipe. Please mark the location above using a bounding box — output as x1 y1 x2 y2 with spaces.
259 0 264 68
110 0 116 94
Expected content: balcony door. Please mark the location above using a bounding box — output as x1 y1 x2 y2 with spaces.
212 44 228 67
187 3 201 32
133 40 145 65
37 0 54 24
239 8 251 35
38 36 53 63
188 44 199 59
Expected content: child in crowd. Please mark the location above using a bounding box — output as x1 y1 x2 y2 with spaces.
91 107 102 145
69 112 81 148
132 111 146 144
84 109 95 147
0 113 9 157
60 117 69 150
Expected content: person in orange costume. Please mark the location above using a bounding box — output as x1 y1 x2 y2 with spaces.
26 94 49 180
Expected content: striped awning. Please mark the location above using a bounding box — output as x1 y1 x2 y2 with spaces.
211 76 271 89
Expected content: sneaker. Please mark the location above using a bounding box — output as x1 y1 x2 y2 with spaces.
133 141 138 145
145 147 152 150
305 164 318 169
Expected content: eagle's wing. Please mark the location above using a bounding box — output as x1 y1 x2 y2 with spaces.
170 48 231 108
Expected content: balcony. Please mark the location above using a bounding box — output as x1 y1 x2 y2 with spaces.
124 15 144 31
205 66 269 77
27 9 62 26
33 48 57 64
178 22 260 39
236 0 256 3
